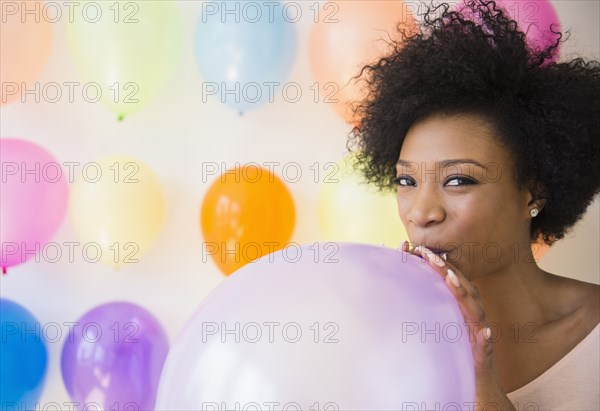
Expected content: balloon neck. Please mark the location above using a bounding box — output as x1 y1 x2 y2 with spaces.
2 266 6 275
118 114 125 122
238 111 243 117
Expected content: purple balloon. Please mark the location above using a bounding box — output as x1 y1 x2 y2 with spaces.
61 302 169 410
157 243 475 410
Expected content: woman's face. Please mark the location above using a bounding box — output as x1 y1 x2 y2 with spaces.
396 113 534 278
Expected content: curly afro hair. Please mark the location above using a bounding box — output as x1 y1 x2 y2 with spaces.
347 0 600 245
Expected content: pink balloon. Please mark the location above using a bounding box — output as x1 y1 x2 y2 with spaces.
0 139 68 273
454 0 561 62
497 0 561 56
157 243 475 409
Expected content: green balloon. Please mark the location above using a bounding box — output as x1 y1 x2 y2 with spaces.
67 1 183 119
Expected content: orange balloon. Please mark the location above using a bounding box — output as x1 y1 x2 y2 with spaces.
1 1 52 105
309 1 417 124
200 165 296 276
532 235 551 262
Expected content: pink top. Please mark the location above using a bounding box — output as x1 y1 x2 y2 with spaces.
506 323 600 411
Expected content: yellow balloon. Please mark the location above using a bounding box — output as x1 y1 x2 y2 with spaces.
318 154 407 247
69 155 166 269
67 1 182 119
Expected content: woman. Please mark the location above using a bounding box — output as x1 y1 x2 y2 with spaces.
348 0 600 409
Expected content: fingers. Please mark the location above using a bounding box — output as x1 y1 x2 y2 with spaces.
420 246 484 322
401 242 494 368
399 239 410 253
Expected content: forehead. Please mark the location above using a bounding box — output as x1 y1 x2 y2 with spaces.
399 113 513 165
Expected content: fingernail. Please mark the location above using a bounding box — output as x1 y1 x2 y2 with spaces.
416 246 446 267
414 245 431 255
484 327 492 341
430 253 446 267
414 245 428 259
446 268 460 287
398 240 407 251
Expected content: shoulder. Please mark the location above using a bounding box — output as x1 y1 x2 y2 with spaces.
570 279 598 318
579 281 600 329
556 276 599 334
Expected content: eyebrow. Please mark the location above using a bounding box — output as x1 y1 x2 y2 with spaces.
396 158 488 169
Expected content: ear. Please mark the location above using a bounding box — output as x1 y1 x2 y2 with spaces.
527 181 547 211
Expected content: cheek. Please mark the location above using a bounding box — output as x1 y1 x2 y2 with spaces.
451 192 518 253
396 192 411 227
448 195 497 241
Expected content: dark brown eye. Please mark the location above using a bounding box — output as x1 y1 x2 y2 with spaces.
394 176 415 186
445 176 476 186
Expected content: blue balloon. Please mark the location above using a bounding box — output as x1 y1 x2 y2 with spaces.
195 0 297 114
0 299 47 409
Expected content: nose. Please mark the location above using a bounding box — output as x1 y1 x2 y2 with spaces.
404 185 445 228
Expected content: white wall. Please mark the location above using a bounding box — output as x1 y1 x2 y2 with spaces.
1 0 598 407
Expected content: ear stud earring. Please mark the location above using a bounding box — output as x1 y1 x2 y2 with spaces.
530 208 539 217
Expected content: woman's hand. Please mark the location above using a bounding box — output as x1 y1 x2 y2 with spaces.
400 240 517 411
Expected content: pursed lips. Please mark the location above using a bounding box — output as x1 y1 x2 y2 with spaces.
426 247 449 255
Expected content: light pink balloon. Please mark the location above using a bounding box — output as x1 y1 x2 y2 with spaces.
1 139 68 273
